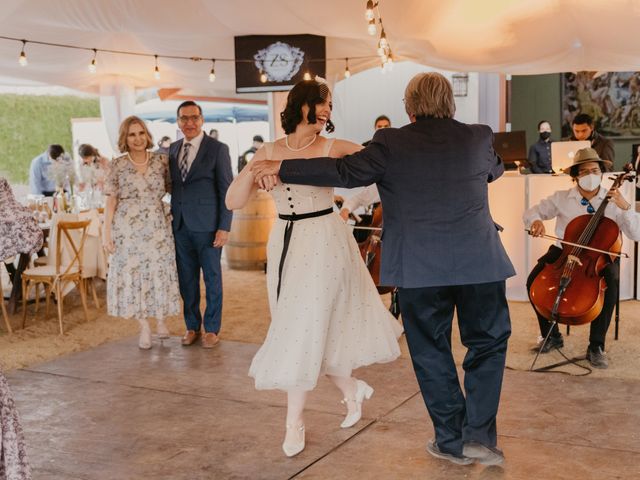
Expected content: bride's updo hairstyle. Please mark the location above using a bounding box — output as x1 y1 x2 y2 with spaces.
280 80 335 134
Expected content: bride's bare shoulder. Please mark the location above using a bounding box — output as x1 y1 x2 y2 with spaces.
329 138 363 157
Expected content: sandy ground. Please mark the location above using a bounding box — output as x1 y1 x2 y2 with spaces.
2 265 639 380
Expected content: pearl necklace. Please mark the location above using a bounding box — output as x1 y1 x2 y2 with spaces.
285 134 317 151
127 151 149 166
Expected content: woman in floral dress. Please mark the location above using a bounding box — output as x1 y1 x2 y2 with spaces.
0 371 31 480
103 116 180 349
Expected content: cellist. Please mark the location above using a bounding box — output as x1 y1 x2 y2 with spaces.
523 148 640 368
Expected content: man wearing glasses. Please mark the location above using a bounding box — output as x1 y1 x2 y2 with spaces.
524 148 640 368
169 101 233 349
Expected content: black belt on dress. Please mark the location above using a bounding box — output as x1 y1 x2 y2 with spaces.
276 207 334 299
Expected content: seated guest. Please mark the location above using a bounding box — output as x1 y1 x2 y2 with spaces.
570 113 615 169
28 144 68 196
528 120 553 173
0 177 43 262
78 144 109 170
77 144 110 192
0 370 31 479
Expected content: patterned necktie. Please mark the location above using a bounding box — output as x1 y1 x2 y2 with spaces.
180 143 191 181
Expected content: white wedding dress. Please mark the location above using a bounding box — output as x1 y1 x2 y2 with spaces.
249 140 403 391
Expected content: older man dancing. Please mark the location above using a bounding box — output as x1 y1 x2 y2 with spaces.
251 72 514 466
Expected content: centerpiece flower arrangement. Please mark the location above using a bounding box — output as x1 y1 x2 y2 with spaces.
48 159 77 213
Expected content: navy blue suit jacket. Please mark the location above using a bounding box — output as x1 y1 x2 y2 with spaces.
169 134 233 232
279 118 515 288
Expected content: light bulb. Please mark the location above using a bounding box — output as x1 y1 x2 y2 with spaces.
209 60 216 82
260 72 268 83
345 68 351 78
365 0 375 21
18 41 27 66
154 66 160 80
88 58 97 74
379 34 389 49
303 72 312 80
367 20 376 36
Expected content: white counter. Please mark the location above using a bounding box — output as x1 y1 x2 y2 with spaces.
488 172 635 301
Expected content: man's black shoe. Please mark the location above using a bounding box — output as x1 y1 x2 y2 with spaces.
463 442 505 466
586 346 608 369
536 335 564 353
426 440 474 465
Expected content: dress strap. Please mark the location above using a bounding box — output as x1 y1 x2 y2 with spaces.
323 138 335 157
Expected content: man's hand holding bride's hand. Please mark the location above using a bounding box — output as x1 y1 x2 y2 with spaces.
251 160 282 191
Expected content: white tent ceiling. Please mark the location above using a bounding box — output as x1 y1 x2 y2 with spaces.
1 0 640 97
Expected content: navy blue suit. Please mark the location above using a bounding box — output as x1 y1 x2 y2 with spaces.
279 118 515 455
169 134 233 334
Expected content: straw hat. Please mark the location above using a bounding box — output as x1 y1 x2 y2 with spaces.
561 147 612 174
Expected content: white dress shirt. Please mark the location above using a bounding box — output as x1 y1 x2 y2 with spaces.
523 186 640 243
342 184 381 213
180 130 205 173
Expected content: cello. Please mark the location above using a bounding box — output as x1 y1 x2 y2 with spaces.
358 203 394 295
528 165 635 330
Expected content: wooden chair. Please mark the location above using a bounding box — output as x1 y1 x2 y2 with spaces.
0 273 11 334
21 220 91 334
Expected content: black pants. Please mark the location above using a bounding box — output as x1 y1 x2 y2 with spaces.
398 281 511 456
526 245 618 350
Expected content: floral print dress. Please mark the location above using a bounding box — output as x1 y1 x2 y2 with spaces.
0 372 31 480
0 178 43 261
104 153 180 320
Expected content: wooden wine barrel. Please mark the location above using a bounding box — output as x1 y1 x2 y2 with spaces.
226 190 276 270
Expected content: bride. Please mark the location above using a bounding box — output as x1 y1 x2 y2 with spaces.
226 79 402 457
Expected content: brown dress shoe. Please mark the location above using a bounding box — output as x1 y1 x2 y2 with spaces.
202 332 220 349
181 330 201 346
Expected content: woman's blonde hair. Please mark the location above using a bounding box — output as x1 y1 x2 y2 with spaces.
117 116 153 153
404 72 456 119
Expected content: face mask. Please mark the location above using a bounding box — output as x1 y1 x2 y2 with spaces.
539 131 551 141
578 173 601 191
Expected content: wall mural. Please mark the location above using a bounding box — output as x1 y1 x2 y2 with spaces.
562 71 640 139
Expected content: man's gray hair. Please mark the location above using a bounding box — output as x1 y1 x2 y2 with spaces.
404 72 456 119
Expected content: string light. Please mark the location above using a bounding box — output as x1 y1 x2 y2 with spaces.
18 40 27 66
88 48 97 73
364 3 394 65
367 19 377 36
379 28 389 49
208 59 216 82
3 35 399 83
365 1 377 21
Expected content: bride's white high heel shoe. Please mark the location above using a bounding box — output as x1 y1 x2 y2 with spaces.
282 423 305 457
156 318 170 339
138 321 152 350
340 379 374 428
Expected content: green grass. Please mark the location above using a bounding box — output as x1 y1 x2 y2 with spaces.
0 94 100 183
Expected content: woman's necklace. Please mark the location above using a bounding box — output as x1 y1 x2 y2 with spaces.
285 134 317 152
128 151 149 166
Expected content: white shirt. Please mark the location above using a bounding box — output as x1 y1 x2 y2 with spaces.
523 186 640 242
180 130 205 172
342 184 381 213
